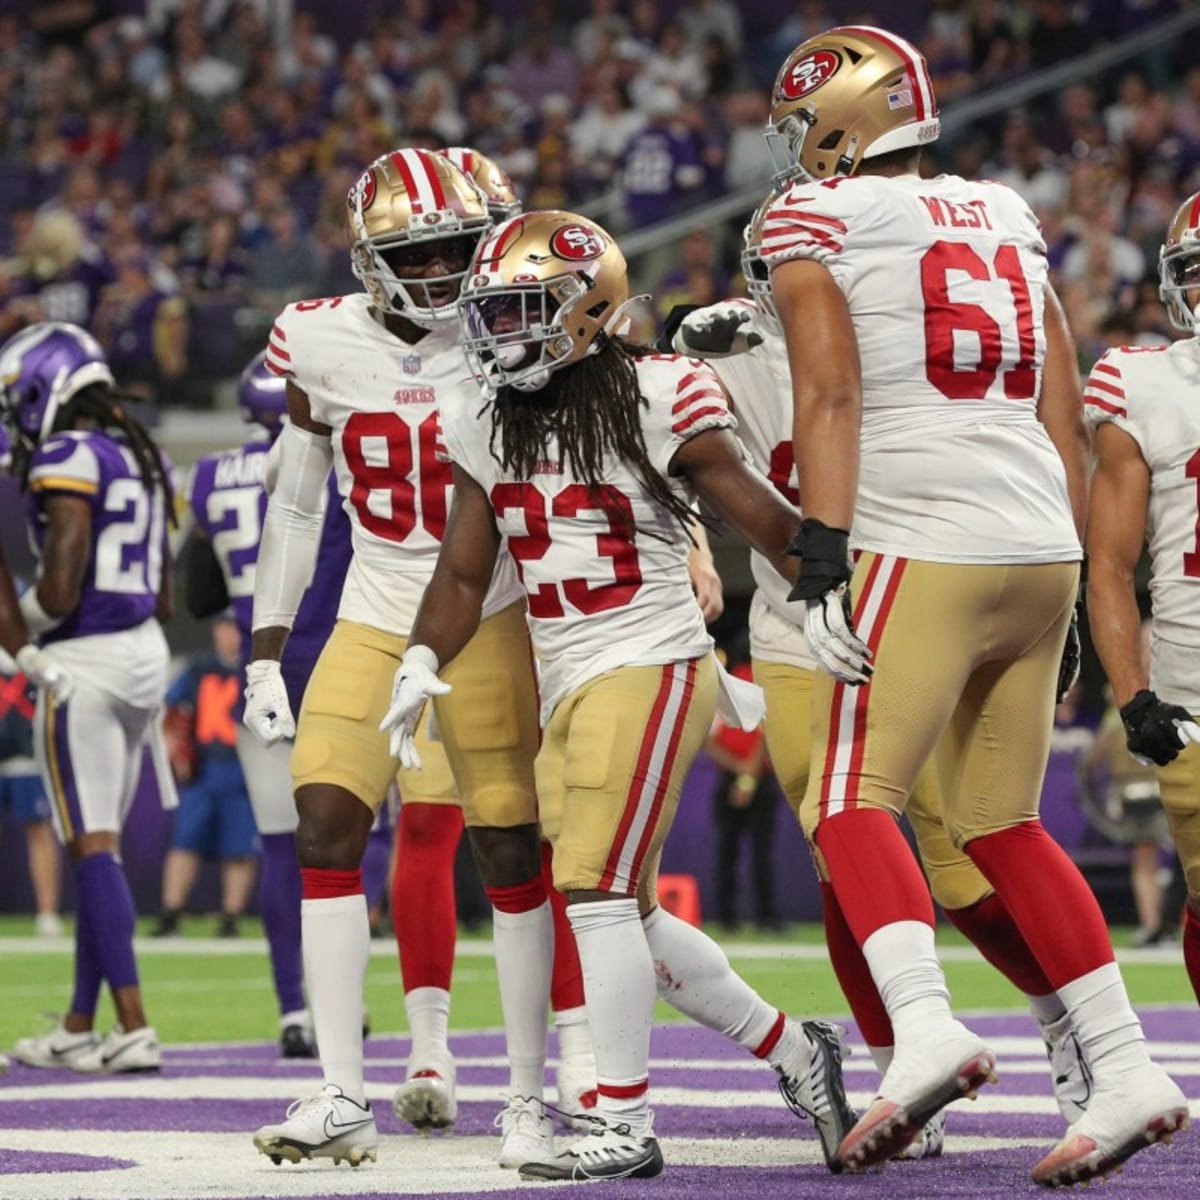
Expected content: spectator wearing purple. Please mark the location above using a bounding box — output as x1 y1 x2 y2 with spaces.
180 214 248 299
620 86 708 229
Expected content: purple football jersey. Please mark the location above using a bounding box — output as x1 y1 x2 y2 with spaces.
28 430 167 642
187 438 351 711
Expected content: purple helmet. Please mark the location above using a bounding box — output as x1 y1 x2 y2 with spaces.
0 322 114 453
238 350 288 435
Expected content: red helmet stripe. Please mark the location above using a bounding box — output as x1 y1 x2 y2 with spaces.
442 146 474 174
392 148 446 213
1190 192 1200 232
839 25 934 121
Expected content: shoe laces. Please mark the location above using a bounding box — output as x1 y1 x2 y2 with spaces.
495 1094 546 1136
285 1084 345 1120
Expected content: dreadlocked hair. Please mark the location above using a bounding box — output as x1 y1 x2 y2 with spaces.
488 338 711 543
26 384 176 526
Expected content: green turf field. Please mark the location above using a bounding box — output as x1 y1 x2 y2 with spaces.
0 914 1191 1049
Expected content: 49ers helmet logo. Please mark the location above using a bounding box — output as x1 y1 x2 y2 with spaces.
550 224 606 261
779 49 842 101
347 168 377 213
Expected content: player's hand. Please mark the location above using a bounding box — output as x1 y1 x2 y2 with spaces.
673 303 763 358
243 659 295 746
15 644 73 702
688 548 724 622
379 646 452 768
787 518 872 686
1056 605 1082 704
1119 689 1200 767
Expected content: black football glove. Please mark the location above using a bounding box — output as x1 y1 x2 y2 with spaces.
1119 689 1200 767
787 518 872 685
1056 604 1081 704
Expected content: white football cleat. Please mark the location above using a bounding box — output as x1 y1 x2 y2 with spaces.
253 1083 378 1167
1031 1063 1189 1187
554 1049 598 1132
893 1109 946 1160
519 1112 664 1182
495 1094 555 1168
13 1019 101 1070
1040 1010 1093 1123
69 1024 160 1075
838 1023 996 1170
392 1053 458 1133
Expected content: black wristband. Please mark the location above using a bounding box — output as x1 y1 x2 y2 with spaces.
1119 690 1157 724
786 517 851 569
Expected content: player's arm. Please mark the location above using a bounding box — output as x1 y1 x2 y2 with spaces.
1039 284 1089 542
28 494 91 625
248 381 332 664
379 463 501 767
408 463 501 666
0 544 28 658
1085 422 1149 707
244 381 332 746
687 518 723 622
670 427 801 582
185 535 231 619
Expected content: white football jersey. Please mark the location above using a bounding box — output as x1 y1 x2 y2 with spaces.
1084 338 1200 711
440 353 726 721
762 172 1079 565
266 293 521 635
705 313 816 672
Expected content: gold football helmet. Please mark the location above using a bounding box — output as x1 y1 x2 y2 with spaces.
460 210 631 393
1160 191 1200 333
766 25 940 184
347 147 492 324
438 146 522 221
741 193 778 325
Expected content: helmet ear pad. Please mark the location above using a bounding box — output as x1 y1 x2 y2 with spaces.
1159 190 1200 333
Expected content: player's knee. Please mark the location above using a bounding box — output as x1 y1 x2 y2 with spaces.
928 865 992 913
295 785 373 870
466 822 541 887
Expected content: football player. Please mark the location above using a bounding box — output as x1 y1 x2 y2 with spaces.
182 351 352 1057
762 24 1186 1182
377 145 596 1131
669 200 1098 1153
1085 190 1200 1005
380 208 856 1182
245 148 562 1170
1 322 172 1075
0 522 70 696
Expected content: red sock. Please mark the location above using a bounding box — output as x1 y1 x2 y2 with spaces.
1184 905 1200 1007
944 892 1054 996
820 880 893 1047
393 803 463 993
543 841 585 1013
965 821 1114 990
485 875 547 914
814 809 935 943
301 866 362 899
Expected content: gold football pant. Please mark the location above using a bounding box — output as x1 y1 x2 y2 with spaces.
291 601 539 827
801 553 1078 850
754 657 991 911
1156 737 1200 903
538 655 717 901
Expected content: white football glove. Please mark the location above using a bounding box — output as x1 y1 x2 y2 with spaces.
379 645 452 768
243 659 295 746
672 302 763 358
15 644 74 702
804 585 873 685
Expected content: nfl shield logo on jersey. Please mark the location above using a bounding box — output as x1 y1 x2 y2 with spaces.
402 354 422 374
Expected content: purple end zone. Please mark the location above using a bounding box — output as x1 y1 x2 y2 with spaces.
1 1009 1196 1198
0 1149 135 1174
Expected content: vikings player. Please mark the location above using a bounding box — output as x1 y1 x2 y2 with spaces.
182 351 352 1057
2 322 172 1074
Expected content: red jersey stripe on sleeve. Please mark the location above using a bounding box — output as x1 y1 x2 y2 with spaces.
1083 395 1127 418
673 405 731 435
671 387 727 415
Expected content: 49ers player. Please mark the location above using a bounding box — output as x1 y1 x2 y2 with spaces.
380 209 857 1182
670 198 1099 1154
244 149 562 1170
763 24 1187 1183
1085 191 1200 1006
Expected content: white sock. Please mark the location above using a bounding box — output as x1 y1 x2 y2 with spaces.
568 898 654 1133
555 1005 593 1063
862 920 954 1043
302 894 370 1106
492 899 553 1098
1027 990 1067 1027
868 1044 894 1081
641 904 780 1056
1057 962 1147 1078
404 985 451 1068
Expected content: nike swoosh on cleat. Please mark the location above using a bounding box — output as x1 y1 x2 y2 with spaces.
323 1113 373 1141
100 1040 156 1068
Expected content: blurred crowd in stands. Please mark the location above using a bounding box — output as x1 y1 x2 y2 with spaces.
0 0 1196 406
